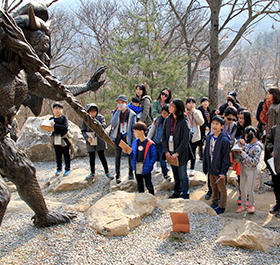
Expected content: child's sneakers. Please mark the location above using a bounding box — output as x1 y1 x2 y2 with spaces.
236 205 247 213
106 173 114 180
275 211 280 218
237 195 241 205
163 174 172 182
247 205 255 214
237 195 249 205
210 203 218 209
55 170 62 176
116 176 121 184
205 190 212 200
63 170 71 176
189 169 195 176
85 173 95 181
155 166 161 173
214 207 225 214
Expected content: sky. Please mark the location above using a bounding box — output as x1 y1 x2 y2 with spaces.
19 0 279 38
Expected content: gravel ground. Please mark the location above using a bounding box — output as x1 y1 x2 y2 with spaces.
1 156 280 264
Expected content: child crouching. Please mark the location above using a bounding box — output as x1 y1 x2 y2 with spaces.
123 121 157 194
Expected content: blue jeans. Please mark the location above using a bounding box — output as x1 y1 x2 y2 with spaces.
171 164 189 197
155 143 169 175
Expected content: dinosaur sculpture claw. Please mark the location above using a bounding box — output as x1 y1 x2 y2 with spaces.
32 210 77 228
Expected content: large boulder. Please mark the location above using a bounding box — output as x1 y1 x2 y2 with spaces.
16 115 87 161
46 168 96 193
216 219 280 252
157 198 217 216
87 191 157 236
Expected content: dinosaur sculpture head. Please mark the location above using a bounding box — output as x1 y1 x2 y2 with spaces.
13 3 52 67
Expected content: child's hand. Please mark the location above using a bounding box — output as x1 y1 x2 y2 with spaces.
215 109 220 115
87 138 93 143
51 121 55 126
220 174 226 179
272 151 274 157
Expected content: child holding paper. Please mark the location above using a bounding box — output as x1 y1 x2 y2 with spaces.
81 103 113 181
110 95 136 183
123 121 157 194
203 115 231 214
235 126 263 214
50 102 73 176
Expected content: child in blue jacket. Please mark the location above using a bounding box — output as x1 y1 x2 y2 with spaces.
203 115 231 214
127 97 142 121
147 105 171 181
123 121 157 195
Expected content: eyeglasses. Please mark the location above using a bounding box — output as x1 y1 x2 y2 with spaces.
226 117 236 122
161 92 169 98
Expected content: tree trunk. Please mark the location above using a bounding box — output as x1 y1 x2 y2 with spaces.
208 0 221 110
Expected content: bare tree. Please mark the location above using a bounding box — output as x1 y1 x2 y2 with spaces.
206 0 280 108
167 0 211 89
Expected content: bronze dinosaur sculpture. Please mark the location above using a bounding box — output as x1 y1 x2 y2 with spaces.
0 2 114 228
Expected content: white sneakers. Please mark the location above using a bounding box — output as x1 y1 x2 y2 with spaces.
155 166 161 173
189 169 195 176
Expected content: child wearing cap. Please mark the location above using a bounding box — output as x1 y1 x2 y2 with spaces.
50 102 73 176
110 95 136 183
81 103 113 181
216 91 241 116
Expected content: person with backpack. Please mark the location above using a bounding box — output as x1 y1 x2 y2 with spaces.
123 121 157 195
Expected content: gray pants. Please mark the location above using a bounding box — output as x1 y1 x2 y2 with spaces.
240 167 257 206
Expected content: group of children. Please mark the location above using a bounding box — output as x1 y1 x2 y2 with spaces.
49 88 279 217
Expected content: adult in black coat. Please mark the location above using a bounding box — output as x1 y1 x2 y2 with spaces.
162 98 193 199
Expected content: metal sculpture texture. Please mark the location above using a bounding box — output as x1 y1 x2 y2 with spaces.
0 2 114 228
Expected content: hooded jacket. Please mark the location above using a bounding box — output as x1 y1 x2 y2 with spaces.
203 132 231 177
81 103 107 152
